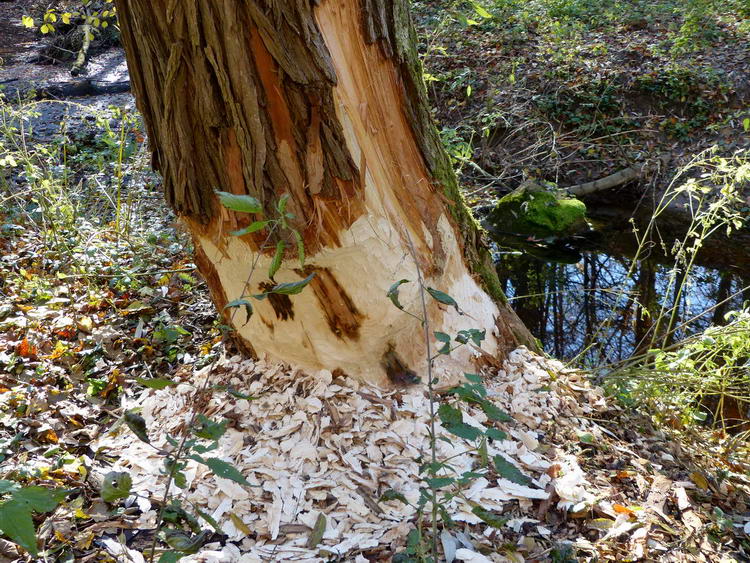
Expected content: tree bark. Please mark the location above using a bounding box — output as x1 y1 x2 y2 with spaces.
114 0 536 386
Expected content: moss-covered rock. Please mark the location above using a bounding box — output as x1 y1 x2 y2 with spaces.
484 184 588 239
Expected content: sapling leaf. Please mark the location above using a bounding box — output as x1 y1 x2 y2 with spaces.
230 221 269 236
195 507 225 535
386 279 410 310
485 428 508 441
268 273 315 295
215 191 262 214
124 411 150 443
193 414 227 441
190 455 252 486
464 373 482 384
101 471 132 503
446 422 483 441
223 299 253 325
276 193 290 213
158 552 182 563
269 240 285 280
434 331 451 354
426 287 461 313
494 454 535 487
163 529 210 554
471 506 509 528
425 477 454 489
379 489 409 505
480 400 512 422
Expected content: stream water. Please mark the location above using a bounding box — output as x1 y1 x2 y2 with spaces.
492 210 750 368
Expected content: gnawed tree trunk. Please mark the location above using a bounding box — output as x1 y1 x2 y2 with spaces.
114 0 536 386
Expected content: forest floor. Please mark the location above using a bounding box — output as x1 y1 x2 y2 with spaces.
412 0 750 206
0 1 750 562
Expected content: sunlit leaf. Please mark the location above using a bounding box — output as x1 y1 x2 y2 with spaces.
215 191 262 214
135 377 176 390
101 471 132 503
267 273 315 295
124 411 150 444
426 287 461 313
494 454 535 487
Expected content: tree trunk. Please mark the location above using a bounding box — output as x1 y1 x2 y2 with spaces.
114 0 536 386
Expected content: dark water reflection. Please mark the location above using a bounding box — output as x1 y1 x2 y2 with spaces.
495 236 750 367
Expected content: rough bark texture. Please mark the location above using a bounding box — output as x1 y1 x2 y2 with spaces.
115 0 536 386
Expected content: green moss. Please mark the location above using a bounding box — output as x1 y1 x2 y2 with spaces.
485 185 588 238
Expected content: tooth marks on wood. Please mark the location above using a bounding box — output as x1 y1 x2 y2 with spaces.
258 281 295 321
381 343 420 386
297 266 363 340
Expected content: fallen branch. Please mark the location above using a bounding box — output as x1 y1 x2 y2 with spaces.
70 23 92 77
565 153 671 196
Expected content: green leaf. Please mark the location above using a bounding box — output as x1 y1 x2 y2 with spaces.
307 513 326 548
0 480 20 495
438 404 482 440
292 229 305 267
158 552 182 563
10 487 69 513
195 507 224 535
163 530 210 554
471 506 508 528
445 422 483 441
135 377 176 390
193 414 227 441
0 499 38 555
276 194 291 214
215 191 262 214
269 240 285 279
426 287 461 313
379 489 409 505
268 273 315 295
437 403 462 427
456 329 486 346
230 221 269 236
425 477 454 489
386 279 410 311
124 411 150 444
434 331 451 355
480 400 512 422
191 456 251 486
470 0 492 19
223 298 253 325
485 428 507 441
494 454 535 487
101 471 132 503
0 487 68 556
464 373 482 384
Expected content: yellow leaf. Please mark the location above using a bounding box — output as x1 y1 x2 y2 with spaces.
229 512 252 536
690 471 709 490
22 15 35 28
40 23 53 34
62 13 72 24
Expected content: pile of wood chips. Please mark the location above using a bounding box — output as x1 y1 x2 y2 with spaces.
94 347 747 562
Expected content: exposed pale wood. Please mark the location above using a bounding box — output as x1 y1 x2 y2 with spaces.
115 0 536 385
